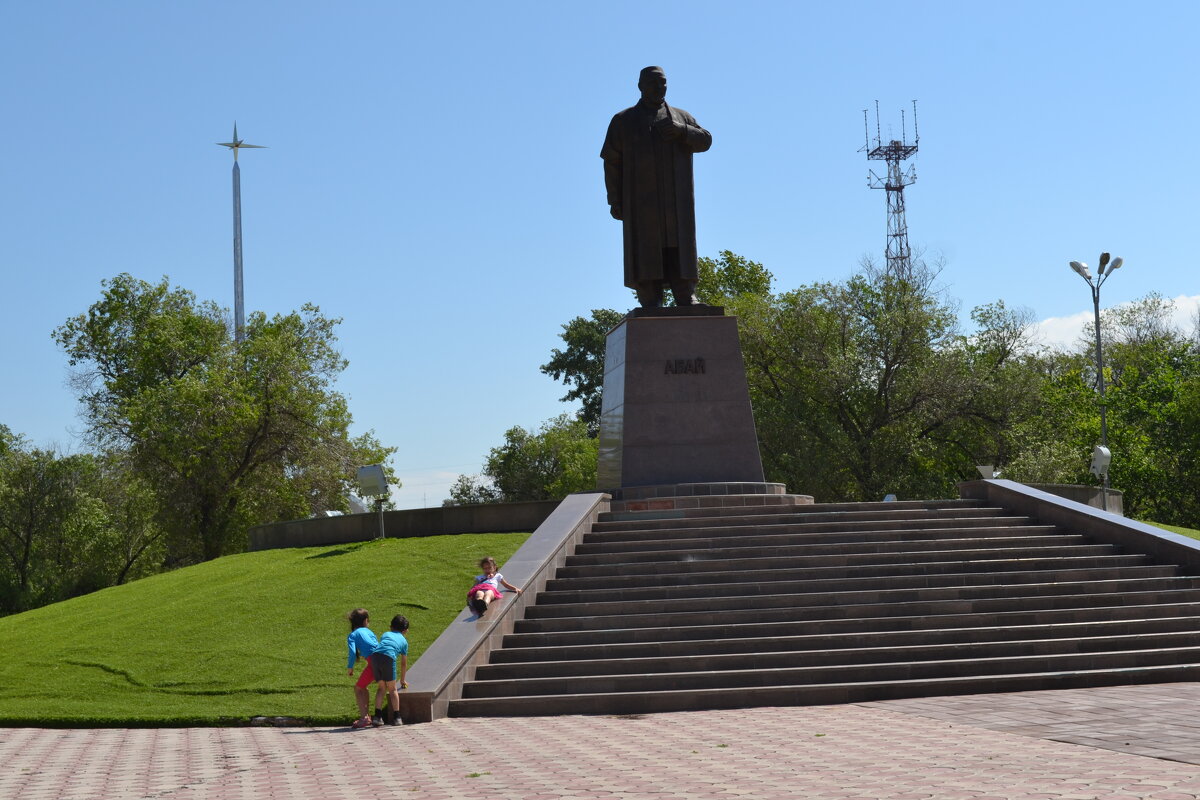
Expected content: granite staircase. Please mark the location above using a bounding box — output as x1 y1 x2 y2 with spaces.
450 492 1200 717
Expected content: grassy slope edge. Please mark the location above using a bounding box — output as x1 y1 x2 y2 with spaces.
1146 521 1200 541
0 533 528 727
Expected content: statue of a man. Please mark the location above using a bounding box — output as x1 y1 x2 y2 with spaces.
601 67 712 308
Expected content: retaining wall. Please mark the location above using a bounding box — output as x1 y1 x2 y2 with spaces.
1026 482 1124 516
247 500 561 551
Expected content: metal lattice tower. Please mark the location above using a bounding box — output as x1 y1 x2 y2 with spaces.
861 101 919 276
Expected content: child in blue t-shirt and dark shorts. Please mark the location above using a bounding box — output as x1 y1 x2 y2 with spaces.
368 615 410 726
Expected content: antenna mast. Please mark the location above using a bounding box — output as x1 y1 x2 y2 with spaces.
216 123 267 343
860 100 919 276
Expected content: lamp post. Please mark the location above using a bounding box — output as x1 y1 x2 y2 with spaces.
355 464 390 540
1069 253 1124 511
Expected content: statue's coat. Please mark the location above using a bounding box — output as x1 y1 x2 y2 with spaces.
601 103 712 289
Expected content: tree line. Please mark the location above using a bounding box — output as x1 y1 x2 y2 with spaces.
10 259 1196 613
451 251 1200 530
0 274 393 614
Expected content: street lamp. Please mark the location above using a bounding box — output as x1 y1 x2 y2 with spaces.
1069 252 1124 512
356 464 390 540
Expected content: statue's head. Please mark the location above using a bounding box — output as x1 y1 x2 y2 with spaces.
638 66 667 104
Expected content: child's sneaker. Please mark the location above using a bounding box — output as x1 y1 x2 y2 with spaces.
350 716 373 729
371 714 384 727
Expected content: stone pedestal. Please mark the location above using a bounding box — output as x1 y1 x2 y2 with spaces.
596 310 765 490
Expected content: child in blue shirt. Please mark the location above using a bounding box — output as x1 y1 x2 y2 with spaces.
345 608 387 729
368 614 410 726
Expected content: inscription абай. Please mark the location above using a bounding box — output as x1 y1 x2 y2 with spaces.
664 358 705 375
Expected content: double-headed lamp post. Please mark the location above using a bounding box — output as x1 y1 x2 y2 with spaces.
1069 252 1125 512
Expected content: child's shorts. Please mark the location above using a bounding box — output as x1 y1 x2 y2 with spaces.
369 652 397 682
354 660 376 689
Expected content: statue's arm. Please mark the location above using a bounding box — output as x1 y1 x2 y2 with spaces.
601 116 623 219
604 161 622 219
678 111 712 154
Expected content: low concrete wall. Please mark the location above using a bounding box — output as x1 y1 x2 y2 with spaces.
1025 483 1124 516
247 500 561 551
959 479 1200 574
396 491 610 724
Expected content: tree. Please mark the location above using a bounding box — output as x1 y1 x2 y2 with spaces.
531 251 1200 518
54 274 394 563
0 441 88 610
87 451 169 587
735 259 1052 502
0 434 179 614
540 309 624 436
922 300 1044 479
997 292 1200 527
694 250 774 305
1086 296 1200 524
540 252 775 433
447 415 597 505
0 424 15 458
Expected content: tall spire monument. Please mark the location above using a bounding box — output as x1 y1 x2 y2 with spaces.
216 124 266 342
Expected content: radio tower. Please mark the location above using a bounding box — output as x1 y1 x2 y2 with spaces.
861 101 919 276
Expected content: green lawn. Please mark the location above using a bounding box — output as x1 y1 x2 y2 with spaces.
1146 521 1200 541
0 533 528 727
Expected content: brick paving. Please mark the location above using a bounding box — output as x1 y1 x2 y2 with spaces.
873 682 1200 767
3 686 1200 799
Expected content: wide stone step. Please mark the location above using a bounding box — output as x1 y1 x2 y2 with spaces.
449 663 1200 717
548 554 1151 591
579 518 1045 552
513 587 1200 635
476 629 1200 681
596 498 986 525
593 507 1015 534
537 565 1177 605
503 599 1200 648
463 645 1200 698
606 488 799 516
525 576 1200 619
490 614 1200 664
553 544 1118 580
565 531 1077 566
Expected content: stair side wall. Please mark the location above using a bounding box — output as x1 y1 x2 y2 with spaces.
397 491 609 723
958 479 1200 573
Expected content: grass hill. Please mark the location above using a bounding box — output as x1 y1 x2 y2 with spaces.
1149 521 1200 541
0 533 528 727
5 517 1194 729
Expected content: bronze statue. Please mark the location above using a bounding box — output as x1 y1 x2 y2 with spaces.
601 67 712 308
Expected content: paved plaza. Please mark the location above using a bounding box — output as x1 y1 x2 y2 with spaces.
4 684 1200 799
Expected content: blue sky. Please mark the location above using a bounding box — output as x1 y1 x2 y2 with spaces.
2 1 1197 508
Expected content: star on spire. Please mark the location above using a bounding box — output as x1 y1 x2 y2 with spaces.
216 122 267 161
